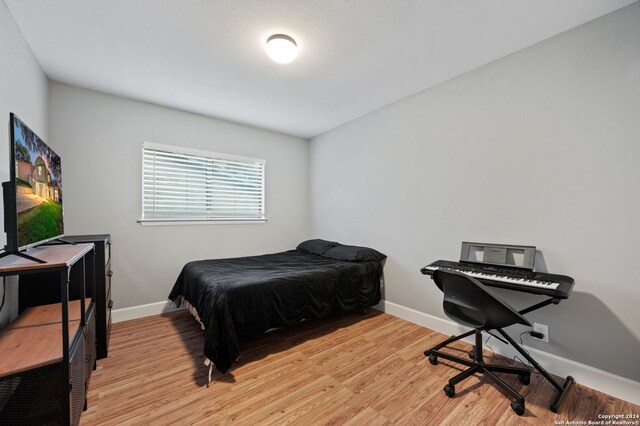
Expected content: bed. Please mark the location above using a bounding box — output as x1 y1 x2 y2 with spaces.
168 239 386 375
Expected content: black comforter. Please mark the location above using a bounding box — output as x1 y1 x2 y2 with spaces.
169 250 383 374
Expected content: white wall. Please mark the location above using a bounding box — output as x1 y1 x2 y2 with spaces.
0 2 49 328
310 3 640 381
49 82 310 309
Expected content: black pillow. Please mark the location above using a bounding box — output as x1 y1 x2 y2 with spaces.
296 239 339 256
322 244 386 262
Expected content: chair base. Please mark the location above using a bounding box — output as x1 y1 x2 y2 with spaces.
425 329 530 416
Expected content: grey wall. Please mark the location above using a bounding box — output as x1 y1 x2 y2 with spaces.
49 82 310 309
0 2 49 328
310 3 640 381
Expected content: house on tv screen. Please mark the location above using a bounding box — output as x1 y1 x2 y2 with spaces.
16 155 61 208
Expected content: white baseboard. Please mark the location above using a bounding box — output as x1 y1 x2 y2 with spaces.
374 300 640 406
111 300 185 323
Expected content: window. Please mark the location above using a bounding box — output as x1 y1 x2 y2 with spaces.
140 142 265 224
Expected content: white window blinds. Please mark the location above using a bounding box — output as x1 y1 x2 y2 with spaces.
142 142 265 222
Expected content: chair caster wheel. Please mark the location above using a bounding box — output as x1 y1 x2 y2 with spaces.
443 384 455 398
511 400 525 415
518 374 531 385
429 355 438 365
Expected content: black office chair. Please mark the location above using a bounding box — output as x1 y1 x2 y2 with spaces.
425 269 532 415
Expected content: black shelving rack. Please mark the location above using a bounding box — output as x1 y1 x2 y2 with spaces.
0 243 95 426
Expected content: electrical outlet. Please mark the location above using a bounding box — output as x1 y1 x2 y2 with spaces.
533 322 549 343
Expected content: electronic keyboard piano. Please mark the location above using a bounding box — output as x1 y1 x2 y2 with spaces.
421 259 575 299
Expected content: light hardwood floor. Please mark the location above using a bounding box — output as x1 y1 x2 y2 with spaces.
81 310 639 425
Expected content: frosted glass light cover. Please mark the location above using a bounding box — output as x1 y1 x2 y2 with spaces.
266 34 298 64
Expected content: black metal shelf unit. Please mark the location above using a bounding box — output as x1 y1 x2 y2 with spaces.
0 244 95 426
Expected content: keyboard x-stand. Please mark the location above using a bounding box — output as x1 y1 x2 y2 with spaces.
421 242 575 413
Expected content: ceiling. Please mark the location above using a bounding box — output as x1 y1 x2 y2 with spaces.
4 0 635 139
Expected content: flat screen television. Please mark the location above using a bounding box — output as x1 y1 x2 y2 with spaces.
2 113 64 261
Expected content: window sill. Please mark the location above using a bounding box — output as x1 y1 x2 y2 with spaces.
137 218 267 226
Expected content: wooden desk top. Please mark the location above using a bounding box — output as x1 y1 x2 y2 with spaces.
0 300 90 377
0 243 94 274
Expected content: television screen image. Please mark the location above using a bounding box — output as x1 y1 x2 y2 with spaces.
11 114 64 249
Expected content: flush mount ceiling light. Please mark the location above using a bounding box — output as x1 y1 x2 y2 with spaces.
265 34 298 64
